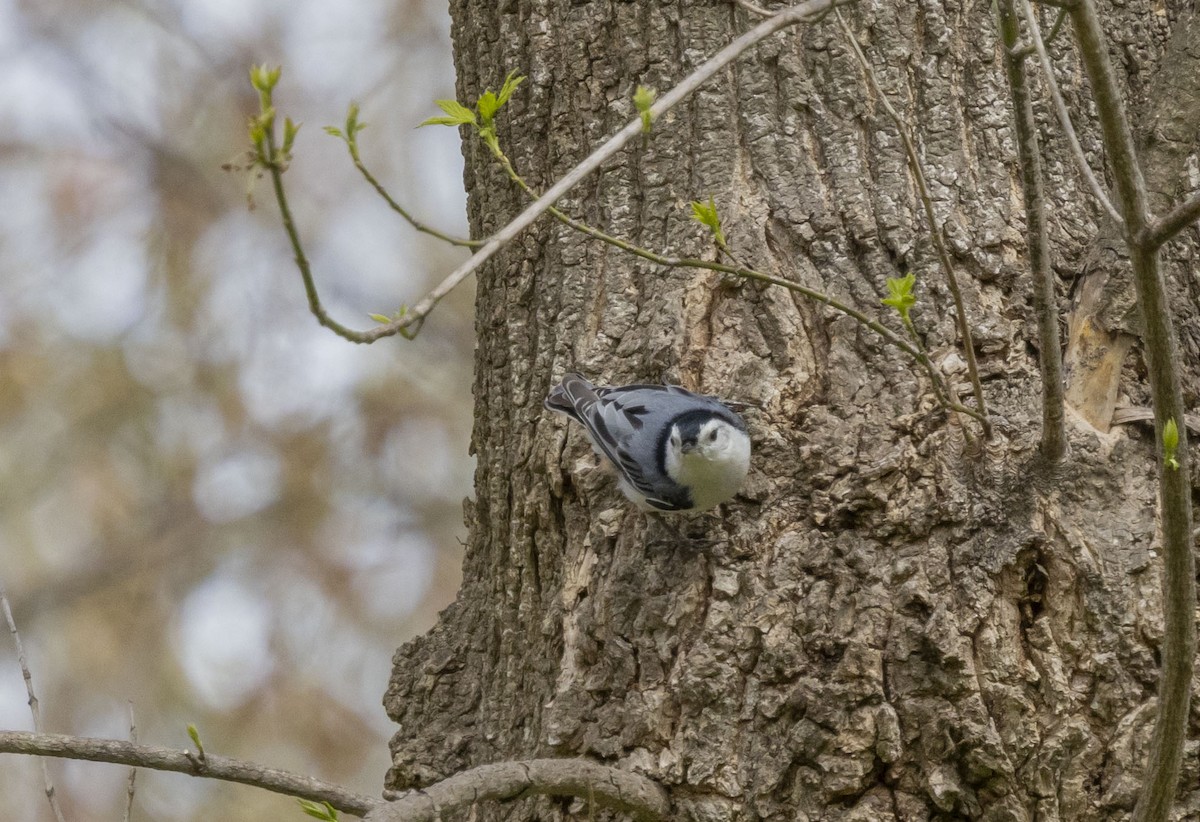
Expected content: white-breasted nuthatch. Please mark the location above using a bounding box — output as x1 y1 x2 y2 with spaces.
545 373 751 512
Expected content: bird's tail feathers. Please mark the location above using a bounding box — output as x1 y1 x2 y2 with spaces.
544 372 598 421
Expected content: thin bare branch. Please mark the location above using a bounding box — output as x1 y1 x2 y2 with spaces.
1 587 67 822
261 126 422 344
1065 3 1194 821
731 0 775 18
0 730 381 817
264 0 848 344
1020 0 1123 226
369 759 670 822
344 136 482 249
487 140 980 425
1043 7 1070 46
347 0 850 343
834 9 991 436
0 732 670 822
997 0 1066 461
1010 8 1067 58
1142 190 1200 249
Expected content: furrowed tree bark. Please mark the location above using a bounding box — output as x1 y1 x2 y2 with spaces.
385 2 1200 820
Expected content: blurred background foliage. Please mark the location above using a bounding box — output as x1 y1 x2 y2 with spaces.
0 0 475 818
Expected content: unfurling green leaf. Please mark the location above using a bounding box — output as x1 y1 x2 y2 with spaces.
477 71 525 125
633 85 657 132
476 90 501 123
690 197 726 247
186 724 205 759
345 102 365 138
281 118 300 155
248 119 267 147
496 70 525 107
419 99 477 128
297 798 340 820
369 306 409 325
882 273 917 323
249 64 281 93
324 105 366 145
1163 417 1181 470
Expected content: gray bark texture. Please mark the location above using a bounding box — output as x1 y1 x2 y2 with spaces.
384 1 1200 820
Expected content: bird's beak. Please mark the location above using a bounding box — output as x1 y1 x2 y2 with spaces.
680 440 698 454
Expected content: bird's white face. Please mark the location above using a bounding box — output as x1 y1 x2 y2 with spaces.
665 417 752 511
670 418 735 461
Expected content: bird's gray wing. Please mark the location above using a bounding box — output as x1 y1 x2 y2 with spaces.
581 390 661 497
588 386 698 509
544 373 596 423
546 377 695 509
545 375 648 488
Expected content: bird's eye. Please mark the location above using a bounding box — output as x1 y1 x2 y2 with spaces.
707 429 719 442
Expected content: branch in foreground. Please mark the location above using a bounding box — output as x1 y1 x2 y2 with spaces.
1066 3 1195 822
835 9 991 437
1009 7 1067 58
246 72 417 345
487 141 984 427
1 587 66 822
0 730 381 817
338 116 482 250
1020 0 1122 226
369 759 670 822
997 0 1066 461
1142 190 1200 249
0 732 671 822
266 0 848 344
731 0 776 18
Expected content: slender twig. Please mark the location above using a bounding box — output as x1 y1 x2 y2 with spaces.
260 124 422 343
487 141 983 425
731 0 775 18
262 0 850 344
1 587 67 822
320 0 849 344
367 759 669 822
0 732 671 822
1066 3 1194 821
0 730 382 817
1142 190 1200 249
1010 8 1067 58
1043 7 1070 47
124 703 137 822
1020 0 1123 226
717 242 752 271
835 9 992 436
997 0 1066 461
344 136 483 249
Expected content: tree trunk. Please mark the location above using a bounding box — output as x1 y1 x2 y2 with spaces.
385 2 1200 819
